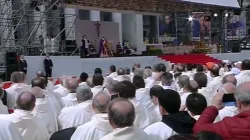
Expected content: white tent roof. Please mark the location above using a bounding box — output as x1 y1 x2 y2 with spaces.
181 0 240 8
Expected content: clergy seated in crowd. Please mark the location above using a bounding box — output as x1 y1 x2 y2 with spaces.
31 87 58 134
54 76 70 97
79 72 89 87
236 59 250 86
193 82 250 140
0 119 24 140
100 98 153 140
144 89 196 140
60 78 78 107
71 93 113 140
6 72 31 110
117 81 154 129
0 92 49 140
31 77 61 115
182 63 195 79
222 74 237 86
58 85 95 129
106 79 119 101
161 72 175 90
180 80 199 106
107 65 117 79
36 70 54 92
0 88 8 114
177 75 190 95
91 74 109 97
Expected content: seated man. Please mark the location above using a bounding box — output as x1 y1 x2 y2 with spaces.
60 78 79 107
144 89 196 140
91 74 108 97
116 42 123 54
58 85 95 129
0 92 49 140
71 93 113 140
100 98 153 140
149 85 164 123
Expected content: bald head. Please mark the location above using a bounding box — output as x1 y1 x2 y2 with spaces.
222 74 237 86
221 83 236 94
31 87 44 98
178 75 190 88
108 98 135 128
210 65 220 77
117 68 125 75
185 80 199 93
31 77 46 89
235 82 250 108
92 93 110 113
66 78 79 92
36 70 45 77
16 91 36 111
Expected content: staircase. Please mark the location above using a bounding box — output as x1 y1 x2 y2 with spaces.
158 54 222 65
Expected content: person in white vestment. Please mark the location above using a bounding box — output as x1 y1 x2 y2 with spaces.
218 83 238 120
180 80 199 106
177 75 190 96
0 119 24 140
0 88 8 114
196 64 205 73
202 65 222 105
58 85 95 129
117 81 154 129
144 89 196 140
182 64 194 79
133 75 151 105
0 92 49 140
36 70 54 93
236 59 250 86
31 87 58 134
91 74 109 97
31 77 62 115
79 72 89 86
107 65 118 79
161 72 175 90
125 67 132 78
54 76 70 97
145 63 166 89
71 93 113 140
100 98 154 140
149 85 164 122
6 72 31 109
113 68 126 82
106 79 119 101
144 68 152 79
60 78 79 107
193 73 210 105
222 74 237 86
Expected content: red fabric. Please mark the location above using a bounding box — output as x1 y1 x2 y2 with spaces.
193 106 250 140
2 82 12 89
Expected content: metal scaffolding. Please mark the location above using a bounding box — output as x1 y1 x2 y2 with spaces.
0 0 77 68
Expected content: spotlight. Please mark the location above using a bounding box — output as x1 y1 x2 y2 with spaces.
188 16 193 21
225 13 229 17
213 13 218 17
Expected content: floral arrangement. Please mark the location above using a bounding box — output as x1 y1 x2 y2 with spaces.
191 41 211 54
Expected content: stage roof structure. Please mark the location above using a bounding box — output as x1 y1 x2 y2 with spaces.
180 0 240 8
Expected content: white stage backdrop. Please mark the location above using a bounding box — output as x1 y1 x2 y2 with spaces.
24 56 168 82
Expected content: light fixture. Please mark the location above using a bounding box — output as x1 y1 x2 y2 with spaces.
213 13 218 17
188 16 193 21
225 13 229 17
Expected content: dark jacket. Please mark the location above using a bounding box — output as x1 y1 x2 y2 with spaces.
19 59 27 71
44 58 53 71
194 106 250 140
162 111 196 134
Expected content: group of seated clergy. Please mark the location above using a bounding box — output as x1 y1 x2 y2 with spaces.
0 59 250 140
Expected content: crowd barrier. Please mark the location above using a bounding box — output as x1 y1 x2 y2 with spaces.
1 76 81 89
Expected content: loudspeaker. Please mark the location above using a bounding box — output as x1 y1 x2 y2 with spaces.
5 52 19 81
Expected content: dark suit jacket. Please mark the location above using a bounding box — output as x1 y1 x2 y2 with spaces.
19 59 27 71
44 58 53 71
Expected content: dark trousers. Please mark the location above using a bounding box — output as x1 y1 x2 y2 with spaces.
80 46 89 58
45 69 52 77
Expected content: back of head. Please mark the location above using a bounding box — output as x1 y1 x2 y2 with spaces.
76 85 93 103
222 74 237 86
196 64 204 72
31 87 44 98
80 72 88 82
241 59 250 70
66 78 79 92
10 71 22 83
186 64 193 71
117 81 136 99
174 72 182 80
155 63 166 72
86 77 94 88
235 82 250 109
176 65 185 73
94 68 102 74
133 68 144 78
193 73 208 88
161 72 173 86
16 91 36 111
209 65 220 77
150 85 164 98
92 74 104 86
178 75 190 89
92 93 110 113
124 67 130 75
168 134 198 140
186 93 207 115
117 68 125 75
108 98 135 128
196 131 223 140
144 68 152 79
221 82 236 94
107 80 120 94
110 65 116 73
31 77 46 89
36 70 45 77
184 80 199 93
133 75 145 89
158 89 181 114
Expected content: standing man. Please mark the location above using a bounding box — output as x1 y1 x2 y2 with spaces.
81 35 89 57
44 54 53 77
19 55 28 74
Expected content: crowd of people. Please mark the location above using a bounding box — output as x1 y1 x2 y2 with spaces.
0 59 250 140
